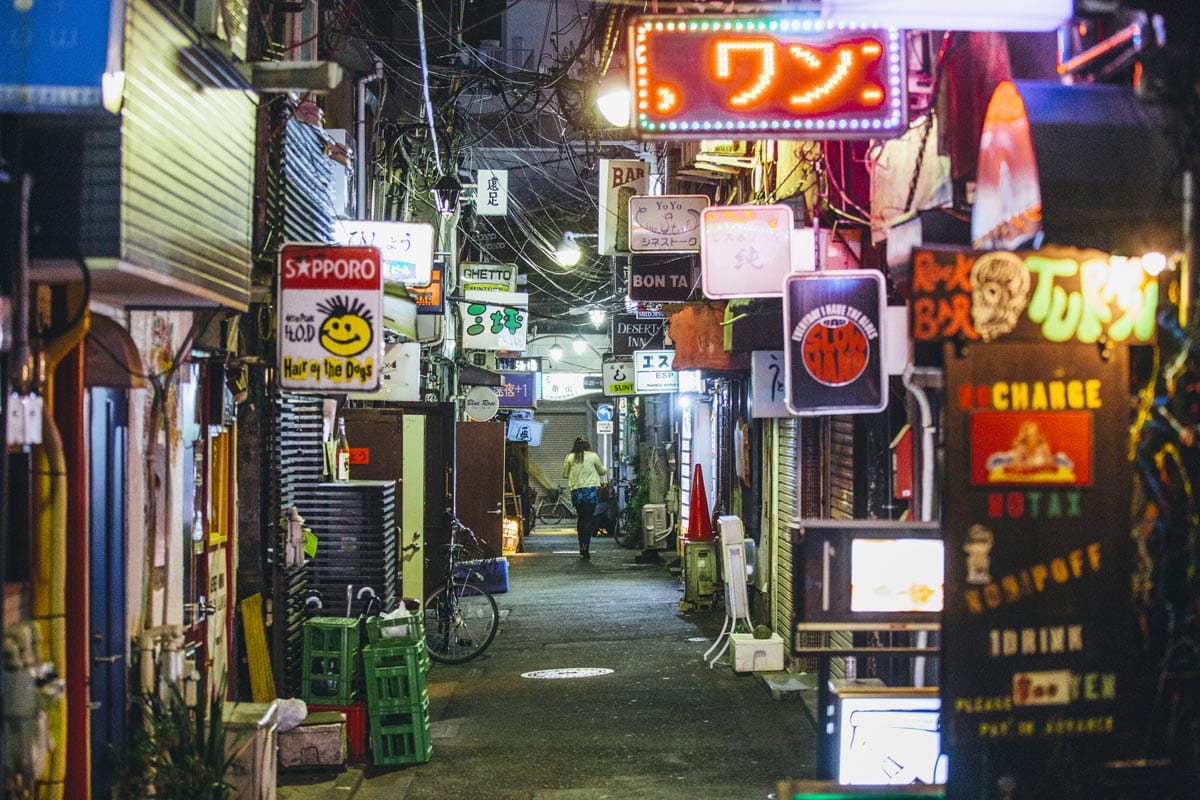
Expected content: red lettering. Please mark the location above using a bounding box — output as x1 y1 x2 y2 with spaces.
989 493 1003 518
1007 492 1024 517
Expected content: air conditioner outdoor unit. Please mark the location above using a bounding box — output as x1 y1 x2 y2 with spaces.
642 504 669 550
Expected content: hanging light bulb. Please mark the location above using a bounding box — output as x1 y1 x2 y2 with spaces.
549 342 564 361
554 232 582 267
572 335 588 355
589 308 607 328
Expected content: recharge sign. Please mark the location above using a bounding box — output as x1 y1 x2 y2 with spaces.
278 243 383 392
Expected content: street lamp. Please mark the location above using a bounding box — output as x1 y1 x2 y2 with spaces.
554 231 598 267
431 174 463 216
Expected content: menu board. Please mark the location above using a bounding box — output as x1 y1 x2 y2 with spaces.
942 341 1138 749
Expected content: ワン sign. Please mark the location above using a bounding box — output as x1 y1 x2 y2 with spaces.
630 16 905 138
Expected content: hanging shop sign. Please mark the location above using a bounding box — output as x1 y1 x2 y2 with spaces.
277 243 383 392
497 355 541 372
461 262 518 292
634 349 680 394
460 290 528 351
701 205 794 299
667 302 749 371
347 342 420 402
782 270 885 415
1 0 123 112
464 386 500 421
628 253 699 302
409 266 444 316
612 315 667 355
629 15 905 140
598 158 650 256
602 357 636 396
475 169 509 217
909 245 1160 345
942 341 1138 748
333 219 435 287
498 372 537 409
629 194 709 252
750 351 789 418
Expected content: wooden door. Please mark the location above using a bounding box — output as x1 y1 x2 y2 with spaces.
455 421 505 555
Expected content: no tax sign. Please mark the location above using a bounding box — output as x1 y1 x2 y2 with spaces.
277 243 384 392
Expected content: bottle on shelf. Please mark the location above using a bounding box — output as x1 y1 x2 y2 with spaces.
334 418 350 482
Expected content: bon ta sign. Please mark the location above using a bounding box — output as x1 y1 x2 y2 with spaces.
278 244 383 392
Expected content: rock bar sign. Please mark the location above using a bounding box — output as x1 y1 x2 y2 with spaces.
278 243 383 392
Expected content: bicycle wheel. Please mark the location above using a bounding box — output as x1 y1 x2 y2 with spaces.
423 579 499 664
539 498 566 526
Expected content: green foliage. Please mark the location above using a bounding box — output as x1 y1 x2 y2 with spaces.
618 472 651 549
112 680 235 800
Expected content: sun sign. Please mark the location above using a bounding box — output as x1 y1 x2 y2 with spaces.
630 16 905 139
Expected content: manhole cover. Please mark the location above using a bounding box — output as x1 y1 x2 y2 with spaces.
521 667 614 679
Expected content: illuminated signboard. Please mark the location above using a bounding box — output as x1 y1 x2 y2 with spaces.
630 15 905 139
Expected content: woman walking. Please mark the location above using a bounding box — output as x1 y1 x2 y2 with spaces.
562 437 606 559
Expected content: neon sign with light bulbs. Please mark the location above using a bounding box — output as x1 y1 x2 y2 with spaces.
630 16 905 139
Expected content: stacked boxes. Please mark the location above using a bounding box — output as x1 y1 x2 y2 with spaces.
362 614 432 766
301 617 361 705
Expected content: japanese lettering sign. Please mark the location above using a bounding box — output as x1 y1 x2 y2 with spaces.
910 245 1159 345
277 243 383 391
701 204 794 298
750 351 789 418
629 16 905 139
475 169 509 217
634 349 679 394
629 194 709 252
602 357 635 396
612 315 667 355
628 254 698 302
460 290 528 351
782 270 885 415
1 0 117 111
333 219 435 286
498 372 537 409
942 342 1138 748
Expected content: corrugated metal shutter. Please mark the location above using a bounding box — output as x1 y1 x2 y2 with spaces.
530 411 588 493
122 0 255 309
277 115 337 245
829 416 855 519
772 417 800 654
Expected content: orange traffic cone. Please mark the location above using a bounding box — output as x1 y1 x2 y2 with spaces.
686 463 713 541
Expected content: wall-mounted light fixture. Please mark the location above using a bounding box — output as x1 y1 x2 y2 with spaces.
554 231 598 267
431 174 464 216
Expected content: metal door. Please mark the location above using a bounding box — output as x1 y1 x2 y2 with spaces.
455 422 506 555
88 388 128 800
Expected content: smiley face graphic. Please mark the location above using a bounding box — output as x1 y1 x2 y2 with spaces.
316 295 374 357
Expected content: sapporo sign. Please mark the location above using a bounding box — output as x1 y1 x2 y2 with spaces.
278 244 383 391
942 341 1139 749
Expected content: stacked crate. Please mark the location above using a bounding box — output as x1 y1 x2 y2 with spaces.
301 616 361 705
362 614 432 766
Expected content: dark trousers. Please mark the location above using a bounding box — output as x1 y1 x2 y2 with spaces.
575 500 596 551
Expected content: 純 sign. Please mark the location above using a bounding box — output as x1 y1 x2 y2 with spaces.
278 243 383 392
612 314 666 355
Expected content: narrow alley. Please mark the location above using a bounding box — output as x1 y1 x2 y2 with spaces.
280 529 818 800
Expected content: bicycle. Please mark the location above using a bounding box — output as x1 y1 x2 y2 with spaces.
532 485 576 525
423 517 500 664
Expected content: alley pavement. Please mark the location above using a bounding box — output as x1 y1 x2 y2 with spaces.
278 528 819 800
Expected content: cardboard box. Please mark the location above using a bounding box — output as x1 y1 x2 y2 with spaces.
730 632 785 673
278 711 347 769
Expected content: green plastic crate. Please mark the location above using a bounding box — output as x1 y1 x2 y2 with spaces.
365 614 424 645
362 644 429 708
369 698 432 767
302 617 363 704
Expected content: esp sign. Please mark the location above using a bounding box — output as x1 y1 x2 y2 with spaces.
634 349 679 394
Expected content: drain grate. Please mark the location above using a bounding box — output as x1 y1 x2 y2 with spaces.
521 667 614 679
